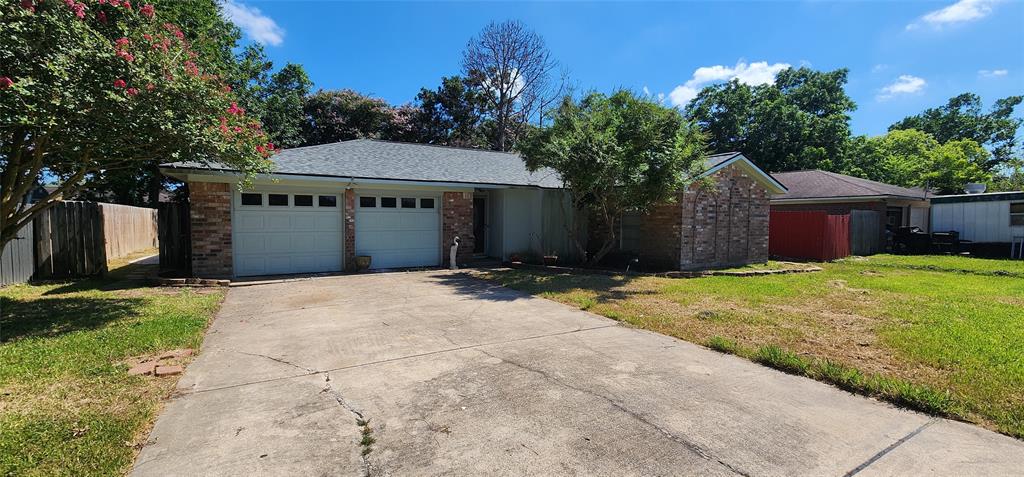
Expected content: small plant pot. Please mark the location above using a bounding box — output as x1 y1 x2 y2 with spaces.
543 255 558 266
355 256 372 271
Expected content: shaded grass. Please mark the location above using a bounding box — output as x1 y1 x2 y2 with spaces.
0 263 224 476
480 256 1024 439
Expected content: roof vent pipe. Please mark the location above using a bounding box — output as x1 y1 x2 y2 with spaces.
964 183 987 194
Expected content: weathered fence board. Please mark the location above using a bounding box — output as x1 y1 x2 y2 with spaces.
33 202 107 279
101 203 158 259
0 222 35 286
158 202 191 277
850 210 882 256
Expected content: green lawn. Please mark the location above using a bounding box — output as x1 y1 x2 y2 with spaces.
0 261 224 476
478 254 1024 439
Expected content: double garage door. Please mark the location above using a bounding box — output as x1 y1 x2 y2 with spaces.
232 189 441 276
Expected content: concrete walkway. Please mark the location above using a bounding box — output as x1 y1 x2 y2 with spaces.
133 270 1024 476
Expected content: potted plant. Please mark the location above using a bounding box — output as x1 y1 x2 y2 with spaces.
543 253 558 266
355 256 372 271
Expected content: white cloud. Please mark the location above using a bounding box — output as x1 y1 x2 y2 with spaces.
907 0 997 29
978 69 1008 78
878 75 927 100
222 0 284 46
642 86 651 96
871 64 888 73
667 60 791 107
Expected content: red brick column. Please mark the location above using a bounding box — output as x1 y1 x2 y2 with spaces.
344 189 356 271
442 191 474 267
189 182 233 278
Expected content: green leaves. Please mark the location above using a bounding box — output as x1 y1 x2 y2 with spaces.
521 90 707 263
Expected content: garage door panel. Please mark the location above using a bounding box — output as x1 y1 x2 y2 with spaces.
234 194 344 277
236 215 266 232
355 199 441 269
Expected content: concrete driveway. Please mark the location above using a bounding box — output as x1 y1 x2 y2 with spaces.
133 270 1023 476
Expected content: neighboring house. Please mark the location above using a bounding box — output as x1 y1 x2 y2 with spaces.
159 139 784 278
770 170 930 253
931 191 1024 257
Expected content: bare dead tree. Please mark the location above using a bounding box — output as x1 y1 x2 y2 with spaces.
462 20 560 151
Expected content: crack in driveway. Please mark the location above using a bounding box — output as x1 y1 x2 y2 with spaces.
843 418 938 476
475 348 751 477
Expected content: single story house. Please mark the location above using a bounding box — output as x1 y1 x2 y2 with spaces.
931 191 1024 257
770 170 930 253
160 139 785 278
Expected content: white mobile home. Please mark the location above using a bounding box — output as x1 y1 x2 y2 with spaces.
930 191 1024 256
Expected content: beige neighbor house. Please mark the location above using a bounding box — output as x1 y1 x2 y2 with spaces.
160 139 785 278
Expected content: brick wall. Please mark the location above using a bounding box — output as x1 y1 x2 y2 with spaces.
344 189 356 271
442 191 474 267
637 194 684 269
189 182 233 278
677 165 771 270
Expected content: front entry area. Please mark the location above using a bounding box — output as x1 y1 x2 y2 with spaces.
355 192 441 269
233 190 344 276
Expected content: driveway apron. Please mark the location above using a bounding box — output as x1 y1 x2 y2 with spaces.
132 270 1024 476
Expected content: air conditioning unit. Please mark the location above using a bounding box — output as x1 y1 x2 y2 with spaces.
963 183 987 194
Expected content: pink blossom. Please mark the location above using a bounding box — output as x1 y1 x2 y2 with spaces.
226 102 245 116
116 50 135 62
143 33 152 41
96 11 107 23
222 85 232 93
20 0 34 13
0 77 14 89
115 37 130 48
109 0 120 6
123 1 132 11
99 0 107 4
233 126 243 133
63 0 73 6
146 83 155 91
139 3 154 18
126 87 139 96
256 145 266 154
113 78 126 89
266 143 275 150
183 61 199 77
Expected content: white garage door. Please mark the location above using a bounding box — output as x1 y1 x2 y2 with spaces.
234 191 343 276
355 193 440 269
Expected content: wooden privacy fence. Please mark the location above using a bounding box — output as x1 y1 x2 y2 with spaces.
34 201 108 279
102 203 158 260
769 210 851 261
158 202 191 277
0 222 35 286
0 201 160 285
850 210 882 256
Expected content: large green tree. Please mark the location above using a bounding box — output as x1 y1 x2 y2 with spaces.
301 89 398 145
890 93 1022 168
685 67 856 172
842 129 990 194
414 76 487 148
1 0 274 251
520 90 707 264
260 63 313 148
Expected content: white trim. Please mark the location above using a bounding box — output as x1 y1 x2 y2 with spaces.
700 154 788 194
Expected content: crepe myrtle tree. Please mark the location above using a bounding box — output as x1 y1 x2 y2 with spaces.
520 90 708 265
0 0 275 253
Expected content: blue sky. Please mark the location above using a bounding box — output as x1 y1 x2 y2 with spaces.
223 0 1024 137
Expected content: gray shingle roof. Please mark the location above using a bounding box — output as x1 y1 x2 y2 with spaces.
772 170 927 200
162 140 756 189
162 139 564 188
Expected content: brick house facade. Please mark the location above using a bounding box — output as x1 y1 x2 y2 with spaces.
442 191 474 267
189 182 233 278
185 183 478 277
624 163 771 270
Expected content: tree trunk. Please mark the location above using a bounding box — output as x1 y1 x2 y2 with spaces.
147 163 162 207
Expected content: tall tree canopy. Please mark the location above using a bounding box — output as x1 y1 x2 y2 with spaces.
0 0 273 250
685 67 856 173
521 90 707 264
842 129 990 194
889 93 1022 168
301 89 398 145
260 63 313 148
414 76 487 148
463 20 560 151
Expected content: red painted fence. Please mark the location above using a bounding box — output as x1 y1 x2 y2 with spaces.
769 211 851 261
